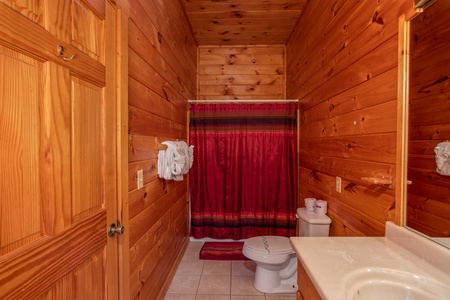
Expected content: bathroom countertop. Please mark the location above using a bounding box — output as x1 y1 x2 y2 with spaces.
290 228 450 300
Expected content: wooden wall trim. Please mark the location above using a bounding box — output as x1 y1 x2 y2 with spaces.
113 2 131 299
396 13 407 227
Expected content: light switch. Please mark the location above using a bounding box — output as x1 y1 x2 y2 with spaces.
137 169 144 189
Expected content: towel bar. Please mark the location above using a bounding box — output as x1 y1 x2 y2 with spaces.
361 176 393 189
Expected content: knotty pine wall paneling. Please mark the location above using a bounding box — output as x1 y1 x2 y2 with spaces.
127 0 197 298
181 0 308 45
287 0 413 236
198 45 285 100
406 0 450 237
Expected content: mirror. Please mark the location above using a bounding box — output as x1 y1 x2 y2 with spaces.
400 0 450 248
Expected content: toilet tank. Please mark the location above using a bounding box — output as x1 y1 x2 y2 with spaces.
296 208 331 237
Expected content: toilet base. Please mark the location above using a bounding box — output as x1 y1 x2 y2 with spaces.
255 280 298 294
253 262 298 294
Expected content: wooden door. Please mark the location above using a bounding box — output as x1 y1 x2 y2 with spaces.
0 1 121 299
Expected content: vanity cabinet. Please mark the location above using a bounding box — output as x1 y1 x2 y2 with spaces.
297 259 322 300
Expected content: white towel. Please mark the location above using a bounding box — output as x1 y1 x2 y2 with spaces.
158 141 194 181
157 149 167 179
434 142 450 176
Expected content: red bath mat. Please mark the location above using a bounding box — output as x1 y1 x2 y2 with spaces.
199 242 249 260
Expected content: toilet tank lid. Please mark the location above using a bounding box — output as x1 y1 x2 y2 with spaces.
296 208 331 224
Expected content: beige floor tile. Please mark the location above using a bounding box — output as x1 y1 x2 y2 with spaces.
176 259 205 276
197 275 231 295
230 276 263 296
167 274 201 294
164 294 196 300
187 240 205 251
203 260 231 276
230 296 265 300
196 295 230 300
231 260 256 276
182 241 205 261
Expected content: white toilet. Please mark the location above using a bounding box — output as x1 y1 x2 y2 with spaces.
243 207 331 294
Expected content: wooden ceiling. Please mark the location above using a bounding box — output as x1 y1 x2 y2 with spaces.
180 0 309 46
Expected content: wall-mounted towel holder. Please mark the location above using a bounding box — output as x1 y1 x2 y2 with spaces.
361 176 393 189
157 144 168 150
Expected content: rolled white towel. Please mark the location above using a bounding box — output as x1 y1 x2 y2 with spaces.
158 141 194 180
157 149 166 178
434 142 450 176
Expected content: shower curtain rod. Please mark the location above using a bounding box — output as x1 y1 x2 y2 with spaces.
188 99 298 103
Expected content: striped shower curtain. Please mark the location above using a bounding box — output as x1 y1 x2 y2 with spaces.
189 102 298 240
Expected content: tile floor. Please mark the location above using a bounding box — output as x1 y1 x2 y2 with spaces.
165 240 297 300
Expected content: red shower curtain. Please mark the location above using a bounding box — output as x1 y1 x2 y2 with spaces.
189 103 298 239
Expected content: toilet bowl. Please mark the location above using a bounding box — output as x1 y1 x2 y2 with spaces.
243 236 298 293
243 208 331 294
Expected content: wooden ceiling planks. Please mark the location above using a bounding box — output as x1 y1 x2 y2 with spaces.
180 0 308 45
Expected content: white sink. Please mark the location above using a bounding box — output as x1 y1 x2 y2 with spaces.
290 223 450 300
344 267 450 300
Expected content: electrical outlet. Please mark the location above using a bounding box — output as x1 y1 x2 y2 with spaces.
137 169 144 189
336 176 342 193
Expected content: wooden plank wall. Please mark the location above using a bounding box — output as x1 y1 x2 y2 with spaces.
127 0 197 299
406 0 450 237
198 45 285 100
286 0 413 236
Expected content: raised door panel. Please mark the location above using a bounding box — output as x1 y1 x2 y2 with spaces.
71 78 104 221
41 62 72 235
71 0 105 62
0 0 43 24
0 46 42 255
35 248 109 299
72 249 106 299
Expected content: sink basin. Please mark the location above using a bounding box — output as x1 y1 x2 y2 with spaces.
344 268 450 300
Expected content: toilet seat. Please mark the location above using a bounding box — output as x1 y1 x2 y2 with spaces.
244 236 293 255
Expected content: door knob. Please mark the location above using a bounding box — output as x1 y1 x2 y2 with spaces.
108 220 125 237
